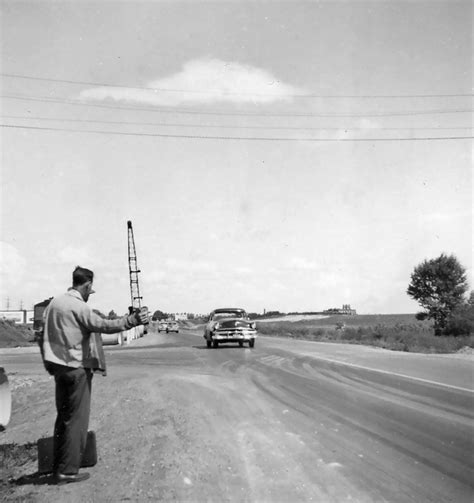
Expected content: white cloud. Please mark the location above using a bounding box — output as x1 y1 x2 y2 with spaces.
317 270 344 286
163 257 217 273
421 209 473 223
80 58 304 106
289 257 319 270
234 266 253 275
56 246 97 265
0 242 26 291
145 270 168 283
297 117 383 149
328 117 383 141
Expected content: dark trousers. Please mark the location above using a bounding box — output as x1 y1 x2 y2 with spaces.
53 366 92 474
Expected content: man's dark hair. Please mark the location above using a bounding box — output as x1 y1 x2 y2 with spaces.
72 266 94 286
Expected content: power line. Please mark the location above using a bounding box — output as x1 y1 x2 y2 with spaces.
2 94 473 118
2 114 471 132
2 123 472 142
1 72 472 99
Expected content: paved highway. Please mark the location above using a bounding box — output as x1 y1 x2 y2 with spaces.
1 330 473 502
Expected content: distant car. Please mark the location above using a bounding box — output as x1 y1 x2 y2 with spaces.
204 308 257 348
157 321 168 333
166 321 179 333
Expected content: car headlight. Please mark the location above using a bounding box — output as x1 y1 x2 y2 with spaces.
214 322 220 330
250 322 256 329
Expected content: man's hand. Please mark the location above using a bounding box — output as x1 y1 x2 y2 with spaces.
133 307 149 326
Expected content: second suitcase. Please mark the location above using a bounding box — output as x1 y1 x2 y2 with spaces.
37 430 97 474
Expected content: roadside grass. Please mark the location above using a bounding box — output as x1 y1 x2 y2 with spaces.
256 314 474 354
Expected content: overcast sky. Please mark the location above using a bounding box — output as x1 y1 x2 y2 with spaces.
1 0 472 315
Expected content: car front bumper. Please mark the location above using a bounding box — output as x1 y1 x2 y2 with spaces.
208 330 257 342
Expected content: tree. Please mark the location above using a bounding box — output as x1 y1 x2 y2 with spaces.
152 310 168 321
407 254 468 335
444 302 474 336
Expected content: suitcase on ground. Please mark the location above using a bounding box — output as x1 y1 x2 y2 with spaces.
37 430 97 474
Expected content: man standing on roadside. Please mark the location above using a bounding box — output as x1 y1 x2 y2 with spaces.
42 266 148 485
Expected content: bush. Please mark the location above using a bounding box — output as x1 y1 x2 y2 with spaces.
444 303 474 336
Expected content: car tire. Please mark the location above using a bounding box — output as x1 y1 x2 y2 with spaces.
213 340 219 348
249 338 255 348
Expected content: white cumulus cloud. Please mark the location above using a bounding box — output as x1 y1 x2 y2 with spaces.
56 246 97 266
80 58 304 106
0 242 27 292
289 257 320 270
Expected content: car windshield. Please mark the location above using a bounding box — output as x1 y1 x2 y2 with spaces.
212 312 245 320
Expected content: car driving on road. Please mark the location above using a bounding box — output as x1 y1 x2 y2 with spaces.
157 321 168 333
166 321 179 333
204 308 257 348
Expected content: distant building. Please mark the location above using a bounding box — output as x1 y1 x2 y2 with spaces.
0 310 34 324
341 304 356 315
323 304 357 315
166 312 207 321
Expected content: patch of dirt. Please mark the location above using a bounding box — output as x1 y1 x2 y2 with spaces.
435 346 474 359
422 346 474 360
0 442 38 485
456 346 474 355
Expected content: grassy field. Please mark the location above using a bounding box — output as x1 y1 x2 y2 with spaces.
256 314 474 354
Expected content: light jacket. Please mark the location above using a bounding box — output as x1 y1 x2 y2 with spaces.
43 289 137 368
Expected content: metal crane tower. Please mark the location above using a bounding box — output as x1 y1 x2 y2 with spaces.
127 220 143 313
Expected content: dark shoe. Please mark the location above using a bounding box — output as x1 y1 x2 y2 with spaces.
54 472 90 485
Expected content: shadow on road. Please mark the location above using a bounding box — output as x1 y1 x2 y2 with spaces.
13 472 55 486
118 342 185 351
0 441 68 486
192 345 252 350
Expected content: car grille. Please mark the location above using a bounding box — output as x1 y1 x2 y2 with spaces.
215 327 256 336
219 320 252 329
